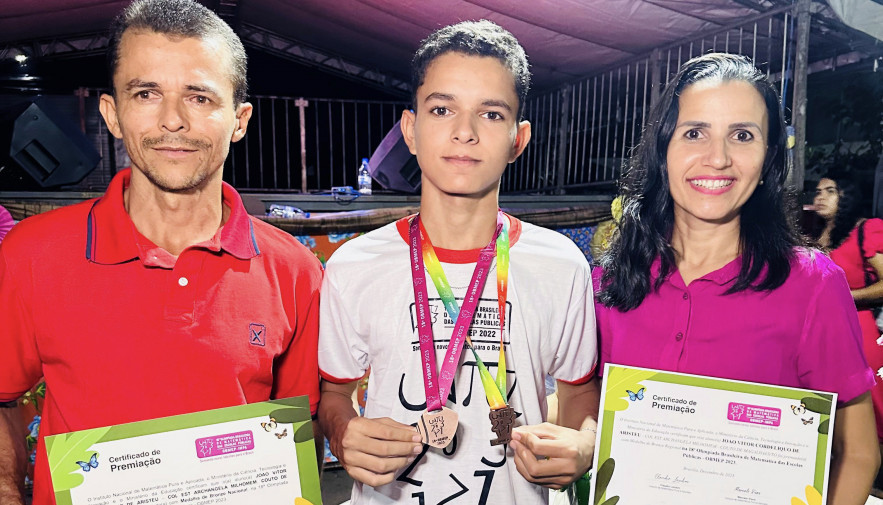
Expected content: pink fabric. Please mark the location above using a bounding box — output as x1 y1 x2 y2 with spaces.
0 205 13 242
594 248 874 404
828 217 883 439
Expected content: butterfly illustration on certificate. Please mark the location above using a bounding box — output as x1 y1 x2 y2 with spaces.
626 387 645 401
790 403 814 426
76 453 99 473
261 416 289 440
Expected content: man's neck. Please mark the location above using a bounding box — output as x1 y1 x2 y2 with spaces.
419 191 500 250
125 171 227 256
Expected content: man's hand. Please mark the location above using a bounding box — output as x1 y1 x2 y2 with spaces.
333 416 423 487
509 422 595 489
319 380 423 488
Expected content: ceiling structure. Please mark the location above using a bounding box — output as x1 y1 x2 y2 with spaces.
0 0 879 97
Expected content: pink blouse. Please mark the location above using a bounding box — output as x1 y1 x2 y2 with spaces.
594 248 874 403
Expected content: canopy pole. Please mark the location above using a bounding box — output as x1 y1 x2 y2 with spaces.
789 0 811 193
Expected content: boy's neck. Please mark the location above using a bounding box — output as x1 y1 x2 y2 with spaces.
419 191 500 250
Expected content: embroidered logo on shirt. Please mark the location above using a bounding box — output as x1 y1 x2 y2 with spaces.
249 323 266 347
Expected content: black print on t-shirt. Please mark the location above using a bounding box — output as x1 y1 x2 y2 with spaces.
397 360 517 411
397 297 521 503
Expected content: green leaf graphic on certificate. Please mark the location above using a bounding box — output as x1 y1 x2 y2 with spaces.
269 406 308 424
45 426 111 492
603 367 656 412
293 421 314 443
593 457 616 505
800 396 833 435
800 396 832 415
599 497 620 505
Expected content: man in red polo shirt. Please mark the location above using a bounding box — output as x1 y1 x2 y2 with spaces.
0 1 322 504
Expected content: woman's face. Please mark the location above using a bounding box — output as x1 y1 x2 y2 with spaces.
813 178 840 220
666 79 768 229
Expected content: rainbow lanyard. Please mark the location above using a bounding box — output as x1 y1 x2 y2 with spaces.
408 212 511 413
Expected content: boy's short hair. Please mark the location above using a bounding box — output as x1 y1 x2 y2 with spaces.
411 20 530 119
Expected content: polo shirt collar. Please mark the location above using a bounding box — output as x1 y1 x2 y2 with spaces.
86 168 260 265
651 255 742 287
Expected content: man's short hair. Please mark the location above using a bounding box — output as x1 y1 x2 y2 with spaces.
108 0 248 105
411 20 531 119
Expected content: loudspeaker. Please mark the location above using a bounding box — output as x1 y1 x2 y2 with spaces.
368 120 421 194
0 98 100 189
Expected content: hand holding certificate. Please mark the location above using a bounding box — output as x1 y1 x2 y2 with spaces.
44 396 321 505
591 365 836 505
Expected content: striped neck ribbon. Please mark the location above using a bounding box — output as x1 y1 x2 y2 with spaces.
408 212 511 413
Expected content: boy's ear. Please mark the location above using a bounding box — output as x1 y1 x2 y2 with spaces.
509 120 532 163
400 109 418 156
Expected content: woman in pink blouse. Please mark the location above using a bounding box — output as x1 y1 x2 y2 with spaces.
594 53 879 504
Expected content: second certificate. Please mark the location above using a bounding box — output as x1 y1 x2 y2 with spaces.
591 364 836 505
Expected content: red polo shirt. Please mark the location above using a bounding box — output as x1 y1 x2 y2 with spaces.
0 169 322 505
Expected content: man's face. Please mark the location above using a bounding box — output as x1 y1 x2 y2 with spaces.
99 30 252 193
401 52 530 201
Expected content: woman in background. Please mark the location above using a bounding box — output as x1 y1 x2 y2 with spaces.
813 173 883 451
595 53 878 504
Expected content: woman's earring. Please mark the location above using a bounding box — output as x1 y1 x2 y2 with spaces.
759 180 765 185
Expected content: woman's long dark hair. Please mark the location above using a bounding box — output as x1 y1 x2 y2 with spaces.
598 53 799 311
813 174 863 249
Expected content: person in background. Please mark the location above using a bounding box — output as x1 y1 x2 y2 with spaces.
813 173 883 464
0 1 322 504
0 205 13 242
319 20 599 505
595 53 879 504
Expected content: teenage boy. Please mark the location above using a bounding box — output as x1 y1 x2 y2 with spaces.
318 20 599 504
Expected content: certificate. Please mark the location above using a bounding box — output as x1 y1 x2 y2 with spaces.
45 396 321 505
591 365 836 505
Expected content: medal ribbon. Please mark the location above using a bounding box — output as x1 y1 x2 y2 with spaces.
409 212 510 413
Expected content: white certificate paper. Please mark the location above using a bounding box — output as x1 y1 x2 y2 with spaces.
591 365 836 505
45 396 321 505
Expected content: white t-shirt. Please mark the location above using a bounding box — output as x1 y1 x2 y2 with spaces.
319 216 597 505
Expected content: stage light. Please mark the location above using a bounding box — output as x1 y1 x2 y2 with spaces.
14 54 27 64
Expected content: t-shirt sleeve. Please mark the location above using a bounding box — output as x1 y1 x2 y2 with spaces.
272 253 323 416
592 267 611 378
548 262 598 385
797 260 875 404
861 218 883 259
318 257 370 384
0 242 43 402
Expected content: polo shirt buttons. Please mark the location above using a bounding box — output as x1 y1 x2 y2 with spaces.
675 332 684 341
178 277 189 287
682 293 688 300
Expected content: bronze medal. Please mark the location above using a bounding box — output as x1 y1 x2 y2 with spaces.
488 406 517 446
416 407 458 448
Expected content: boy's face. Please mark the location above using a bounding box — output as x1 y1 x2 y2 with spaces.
401 52 531 201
